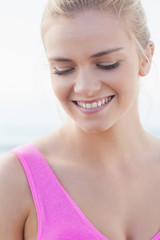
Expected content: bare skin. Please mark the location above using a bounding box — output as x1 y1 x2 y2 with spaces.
1 125 160 240
0 10 160 240
26 127 160 240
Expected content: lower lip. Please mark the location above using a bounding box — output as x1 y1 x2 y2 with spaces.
73 97 114 114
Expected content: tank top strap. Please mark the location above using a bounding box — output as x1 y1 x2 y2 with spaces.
10 143 98 240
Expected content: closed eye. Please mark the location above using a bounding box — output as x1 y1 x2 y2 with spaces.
96 61 120 70
53 61 120 75
53 68 75 75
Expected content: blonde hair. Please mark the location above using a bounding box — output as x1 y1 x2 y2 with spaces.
41 0 151 59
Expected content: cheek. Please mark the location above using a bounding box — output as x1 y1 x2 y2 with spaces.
51 77 72 103
111 63 139 93
105 65 139 112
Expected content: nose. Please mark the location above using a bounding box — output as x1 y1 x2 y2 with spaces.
74 68 101 98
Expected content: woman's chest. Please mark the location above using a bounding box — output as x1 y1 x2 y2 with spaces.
23 170 160 240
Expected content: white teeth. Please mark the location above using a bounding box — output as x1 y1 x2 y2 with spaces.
78 102 83 107
92 102 98 108
83 103 86 108
76 96 114 109
98 100 102 107
86 103 92 109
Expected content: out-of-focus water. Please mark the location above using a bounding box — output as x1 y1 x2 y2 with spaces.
0 125 52 156
0 99 64 156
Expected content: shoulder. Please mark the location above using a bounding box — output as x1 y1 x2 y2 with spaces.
31 129 63 158
0 151 31 193
0 152 33 238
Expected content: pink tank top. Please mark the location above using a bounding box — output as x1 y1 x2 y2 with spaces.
10 143 160 240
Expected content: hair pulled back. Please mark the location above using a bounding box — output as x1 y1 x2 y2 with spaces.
41 0 151 59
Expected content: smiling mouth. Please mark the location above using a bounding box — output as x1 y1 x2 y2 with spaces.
72 95 115 109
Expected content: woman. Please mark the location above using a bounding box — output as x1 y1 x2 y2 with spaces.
0 0 160 239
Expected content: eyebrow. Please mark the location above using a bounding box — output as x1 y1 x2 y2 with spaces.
48 47 123 62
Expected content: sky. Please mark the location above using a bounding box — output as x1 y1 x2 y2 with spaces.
0 0 160 152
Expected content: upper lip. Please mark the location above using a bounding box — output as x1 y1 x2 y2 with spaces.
72 95 115 103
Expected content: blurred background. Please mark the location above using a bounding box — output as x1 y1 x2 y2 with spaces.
0 0 160 155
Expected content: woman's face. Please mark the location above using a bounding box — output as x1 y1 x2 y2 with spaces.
43 10 145 133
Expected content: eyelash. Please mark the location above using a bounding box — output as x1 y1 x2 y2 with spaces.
53 61 120 75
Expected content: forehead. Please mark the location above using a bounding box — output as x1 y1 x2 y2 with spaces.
43 10 133 60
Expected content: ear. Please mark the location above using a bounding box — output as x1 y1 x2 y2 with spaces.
139 41 154 77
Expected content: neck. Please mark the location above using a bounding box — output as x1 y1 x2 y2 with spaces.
59 110 151 167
